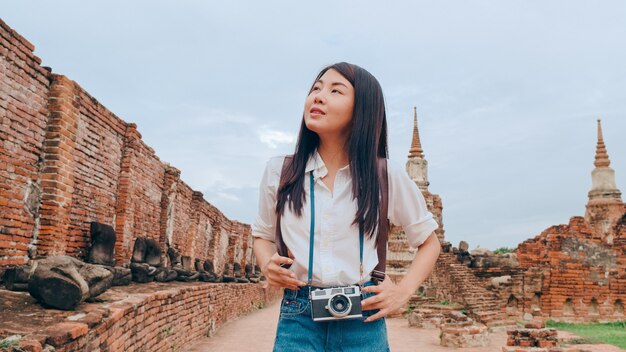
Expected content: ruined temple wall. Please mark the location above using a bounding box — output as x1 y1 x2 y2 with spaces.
114 123 165 264
206 210 231 276
515 216 626 322
163 173 194 256
0 19 252 270
47 75 127 259
425 251 465 302
0 19 50 266
191 198 213 263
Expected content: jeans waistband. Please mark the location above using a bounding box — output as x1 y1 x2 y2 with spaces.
284 280 376 299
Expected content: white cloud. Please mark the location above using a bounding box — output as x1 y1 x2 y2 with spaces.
216 192 240 202
257 127 296 149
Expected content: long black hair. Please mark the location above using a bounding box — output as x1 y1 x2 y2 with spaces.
275 62 388 239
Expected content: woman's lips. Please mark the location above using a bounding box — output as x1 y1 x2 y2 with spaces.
310 107 325 116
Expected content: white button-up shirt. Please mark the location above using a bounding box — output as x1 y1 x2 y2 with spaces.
252 150 438 287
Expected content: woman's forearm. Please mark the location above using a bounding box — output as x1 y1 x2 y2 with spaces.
397 232 441 298
253 237 277 270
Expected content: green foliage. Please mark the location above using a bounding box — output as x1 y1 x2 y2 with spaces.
493 247 513 254
0 340 21 351
162 326 173 337
0 339 21 351
439 300 451 306
546 320 626 349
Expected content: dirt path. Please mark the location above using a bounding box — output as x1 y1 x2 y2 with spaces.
182 302 624 351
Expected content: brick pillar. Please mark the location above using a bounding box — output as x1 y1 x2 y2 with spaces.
186 190 204 262
206 210 232 277
206 208 221 269
113 122 138 265
37 75 79 257
160 164 180 265
242 225 253 275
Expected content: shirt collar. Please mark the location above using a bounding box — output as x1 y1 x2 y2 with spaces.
304 149 350 180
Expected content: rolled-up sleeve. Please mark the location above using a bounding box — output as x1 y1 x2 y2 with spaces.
251 156 283 242
387 160 439 248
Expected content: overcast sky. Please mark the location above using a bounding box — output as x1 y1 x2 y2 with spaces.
3 1 625 250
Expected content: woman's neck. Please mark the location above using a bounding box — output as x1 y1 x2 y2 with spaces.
318 138 349 170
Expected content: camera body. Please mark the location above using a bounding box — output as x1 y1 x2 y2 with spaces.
310 285 363 321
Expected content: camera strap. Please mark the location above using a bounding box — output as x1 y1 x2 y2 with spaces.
307 171 364 299
276 155 389 285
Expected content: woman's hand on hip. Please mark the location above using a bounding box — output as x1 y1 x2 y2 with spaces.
360 275 413 322
261 253 306 290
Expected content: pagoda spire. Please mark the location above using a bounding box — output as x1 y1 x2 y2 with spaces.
594 119 611 168
585 118 623 240
406 107 429 191
408 107 424 158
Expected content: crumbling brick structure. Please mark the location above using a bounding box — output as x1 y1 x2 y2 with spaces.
394 112 625 327
513 120 626 323
0 17 277 351
0 18 251 273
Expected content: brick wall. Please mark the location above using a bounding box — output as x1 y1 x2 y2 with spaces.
115 123 165 264
515 216 626 322
4 282 281 352
0 19 253 272
0 18 50 266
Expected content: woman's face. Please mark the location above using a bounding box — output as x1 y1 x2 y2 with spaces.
304 69 355 139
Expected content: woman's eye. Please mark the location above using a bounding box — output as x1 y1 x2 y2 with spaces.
332 89 342 94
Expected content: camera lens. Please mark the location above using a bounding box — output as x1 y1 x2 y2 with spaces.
328 294 352 318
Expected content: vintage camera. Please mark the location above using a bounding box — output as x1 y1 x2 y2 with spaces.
310 285 363 321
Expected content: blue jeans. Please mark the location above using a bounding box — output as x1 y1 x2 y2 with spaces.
273 281 390 352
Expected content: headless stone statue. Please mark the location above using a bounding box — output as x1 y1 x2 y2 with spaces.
222 263 235 283
203 261 221 282
145 238 177 282
87 222 131 286
130 237 157 283
233 263 249 283
28 256 113 310
255 264 265 281
196 259 218 282
88 222 116 266
130 237 177 283
3 266 32 291
167 247 199 282
245 264 260 283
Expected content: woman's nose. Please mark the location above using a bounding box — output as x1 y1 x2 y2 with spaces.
313 91 325 104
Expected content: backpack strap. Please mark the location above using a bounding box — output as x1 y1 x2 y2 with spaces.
371 157 389 284
274 155 389 282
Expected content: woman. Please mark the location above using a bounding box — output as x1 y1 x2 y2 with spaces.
252 62 441 351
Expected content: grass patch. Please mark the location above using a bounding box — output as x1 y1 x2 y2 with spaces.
546 320 626 349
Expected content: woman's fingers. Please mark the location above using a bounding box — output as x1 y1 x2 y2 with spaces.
364 309 387 323
265 262 306 289
361 293 384 310
271 254 293 266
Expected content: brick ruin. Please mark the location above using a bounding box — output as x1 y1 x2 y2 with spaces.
0 18 252 280
397 109 626 327
0 18 277 351
512 119 626 323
